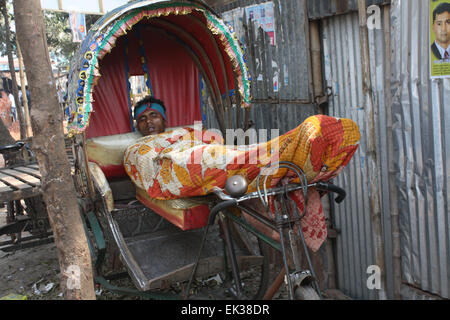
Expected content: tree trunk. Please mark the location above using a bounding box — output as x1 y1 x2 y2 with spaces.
0 119 15 146
14 0 96 300
0 0 26 139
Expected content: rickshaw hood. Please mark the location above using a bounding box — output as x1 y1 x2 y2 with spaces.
66 0 251 137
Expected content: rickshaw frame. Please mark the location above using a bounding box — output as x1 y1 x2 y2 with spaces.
64 0 347 300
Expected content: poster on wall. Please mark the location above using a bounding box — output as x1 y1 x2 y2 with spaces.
221 2 279 92
69 12 87 43
430 0 450 79
245 2 276 46
221 1 276 47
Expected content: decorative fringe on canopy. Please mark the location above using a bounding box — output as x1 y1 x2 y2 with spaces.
66 2 251 137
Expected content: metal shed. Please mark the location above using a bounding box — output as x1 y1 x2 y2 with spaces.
207 0 449 300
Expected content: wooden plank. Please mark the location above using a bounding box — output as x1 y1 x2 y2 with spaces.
27 164 40 170
0 180 13 193
0 172 33 190
0 186 42 202
1 168 41 186
0 188 14 202
0 144 74 202
10 166 42 179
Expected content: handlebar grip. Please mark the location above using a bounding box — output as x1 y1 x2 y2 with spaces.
208 199 238 226
0 142 26 154
315 182 347 204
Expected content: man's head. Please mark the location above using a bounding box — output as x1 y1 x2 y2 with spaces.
432 2 450 48
134 96 167 136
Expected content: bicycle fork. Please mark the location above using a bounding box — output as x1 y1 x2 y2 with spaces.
274 195 322 300
219 215 244 299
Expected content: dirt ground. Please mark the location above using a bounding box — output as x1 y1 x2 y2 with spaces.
1 206 351 301
0 207 143 300
0 207 62 300
0 138 61 299
0 137 65 300
0 205 292 301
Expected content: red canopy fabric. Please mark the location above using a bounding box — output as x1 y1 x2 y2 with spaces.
86 27 201 139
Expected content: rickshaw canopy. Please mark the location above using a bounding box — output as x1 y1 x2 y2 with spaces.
66 0 251 138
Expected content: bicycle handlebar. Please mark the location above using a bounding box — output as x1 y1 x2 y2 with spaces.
315 181 347 203
208 199 238 226
0 142 26 155
213 180 347 205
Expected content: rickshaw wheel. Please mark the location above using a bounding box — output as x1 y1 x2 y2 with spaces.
225 219 270 300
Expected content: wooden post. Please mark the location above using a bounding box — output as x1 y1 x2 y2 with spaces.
383 4 401 300
1 0 26 139
309 20 324 102
16 41 32 137
98 0 104 14
357 0 387 300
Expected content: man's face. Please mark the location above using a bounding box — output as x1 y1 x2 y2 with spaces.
433 11 450 47
137 109 166 136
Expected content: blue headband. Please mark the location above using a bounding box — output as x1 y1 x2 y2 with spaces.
134 102 167 121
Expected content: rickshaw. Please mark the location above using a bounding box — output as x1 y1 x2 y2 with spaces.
65 0 359 300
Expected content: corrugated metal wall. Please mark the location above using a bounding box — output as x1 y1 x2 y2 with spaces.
390 0 449 300
322 0 449 300
208 0 449 300
322 9 386 300
307 0 387 19
205 0 316 136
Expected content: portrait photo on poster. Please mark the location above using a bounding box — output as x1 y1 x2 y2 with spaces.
430 0 450 78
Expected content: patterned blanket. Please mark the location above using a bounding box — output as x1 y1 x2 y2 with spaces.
124 115 360 251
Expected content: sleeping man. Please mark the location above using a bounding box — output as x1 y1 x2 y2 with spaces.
134 96 167 136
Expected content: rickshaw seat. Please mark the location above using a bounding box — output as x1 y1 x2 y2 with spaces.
87 131 143 179
86 129 210 230
86 126 194 179
135 187 210 231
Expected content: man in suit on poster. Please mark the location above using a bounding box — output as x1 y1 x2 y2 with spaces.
431 2 450 62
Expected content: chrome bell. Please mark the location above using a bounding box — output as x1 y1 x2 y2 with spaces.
225 175 248 198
